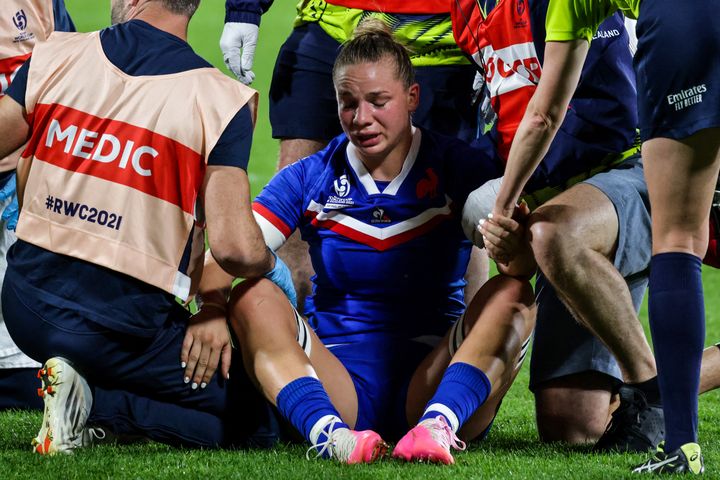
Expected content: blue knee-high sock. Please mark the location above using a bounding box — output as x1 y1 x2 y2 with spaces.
419 362 491 432
276 377 348 450
648 253 705 452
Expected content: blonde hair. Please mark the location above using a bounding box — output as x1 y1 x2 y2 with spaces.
332 18 415 88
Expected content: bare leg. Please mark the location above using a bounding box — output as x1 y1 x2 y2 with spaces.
644 132 720 256
643 130 720 451
464 246 490 300
229 278 358 426
535 373 618 444
528 184 656 384
405 274 535 440
700 345 720 394
534 345 720 445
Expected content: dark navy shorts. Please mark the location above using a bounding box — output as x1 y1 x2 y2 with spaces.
635 0 720 141
2 268 279 448
326 336 435 441
530 155 651 388
269 23 478 142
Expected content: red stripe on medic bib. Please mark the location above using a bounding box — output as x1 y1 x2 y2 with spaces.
25 103 204 214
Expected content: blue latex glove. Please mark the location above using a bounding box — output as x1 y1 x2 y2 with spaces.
0 174 18 231
264 249 297 308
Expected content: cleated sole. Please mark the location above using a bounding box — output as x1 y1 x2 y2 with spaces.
32 358 92 456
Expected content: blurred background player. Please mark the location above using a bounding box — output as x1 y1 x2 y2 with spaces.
221 0 487 312
200 20 536 464
484 0 720 473
0 0 74 411
0 0 293 454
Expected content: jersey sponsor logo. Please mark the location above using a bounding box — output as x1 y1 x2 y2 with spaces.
482 42 541 97
371 207 391 224
25 103 204 213
593 29 621 40
416 168 439 199
0 53 31 96
667 84 707 111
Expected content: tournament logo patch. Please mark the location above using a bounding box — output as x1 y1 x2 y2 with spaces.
12 9 35 43
13 10 27 30
333 174 350 197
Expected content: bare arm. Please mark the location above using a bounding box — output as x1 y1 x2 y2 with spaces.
0 96 30 159
493 40 589 217
202 165 273 278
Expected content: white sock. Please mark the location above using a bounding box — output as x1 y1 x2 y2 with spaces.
422 403 460 432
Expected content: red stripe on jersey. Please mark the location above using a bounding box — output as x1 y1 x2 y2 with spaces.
328 0 449 14
0 53 31 96
307 210 453 251
252 202 292 238
24 103 204 213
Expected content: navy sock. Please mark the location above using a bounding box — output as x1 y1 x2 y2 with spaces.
420 362 491 432
628 376 661 406
648 253 704 451
276 377 347 448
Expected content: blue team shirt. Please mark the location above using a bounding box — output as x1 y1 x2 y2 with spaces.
254 129 502 343
7 20 254 337
477 0 638 194
525 3 638 193
225 0 273 25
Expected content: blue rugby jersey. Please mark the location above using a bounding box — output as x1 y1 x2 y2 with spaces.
253 129 502 344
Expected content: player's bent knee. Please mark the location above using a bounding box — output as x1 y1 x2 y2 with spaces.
230 278 294 328
534 373 615 444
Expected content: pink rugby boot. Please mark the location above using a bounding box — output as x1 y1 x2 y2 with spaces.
393 416 466 464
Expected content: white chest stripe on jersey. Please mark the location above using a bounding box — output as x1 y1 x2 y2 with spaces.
306 195 452 240
346 127 421 196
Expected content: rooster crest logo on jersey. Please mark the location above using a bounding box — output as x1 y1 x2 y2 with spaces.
13 10 27 31
371 207 391 224
333 174 350 198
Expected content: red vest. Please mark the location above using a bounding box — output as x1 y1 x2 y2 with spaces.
452 0 541 161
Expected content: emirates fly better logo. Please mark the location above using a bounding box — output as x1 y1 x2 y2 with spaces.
667 84 707 111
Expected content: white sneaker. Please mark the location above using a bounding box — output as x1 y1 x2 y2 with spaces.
306 419 387 464
32 357 93 455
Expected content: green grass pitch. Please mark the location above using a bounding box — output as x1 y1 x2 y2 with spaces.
1 2 719 478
